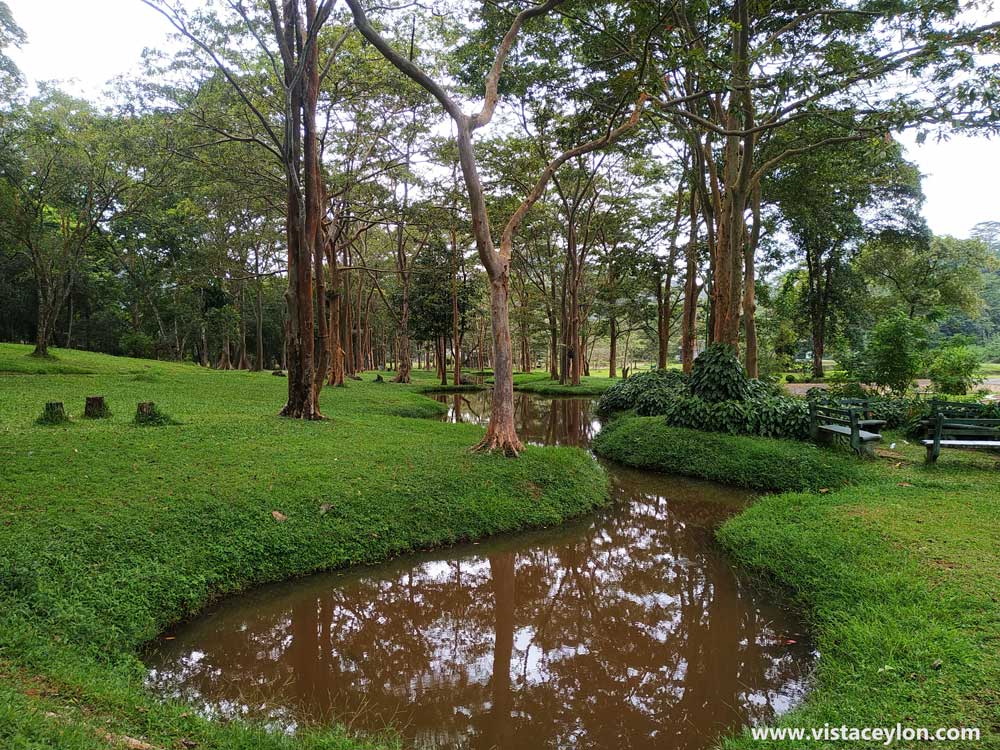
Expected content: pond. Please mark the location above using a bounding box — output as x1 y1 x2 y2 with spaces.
144 390 815 749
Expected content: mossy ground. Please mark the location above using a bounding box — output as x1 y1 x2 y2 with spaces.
0 344 607 750
595 414 1000 749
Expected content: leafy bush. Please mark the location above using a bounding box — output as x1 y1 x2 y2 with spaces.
636 391 812 440
689 343 749 402
593 417 860 492
927 345 983 395
843 314 928 396
597 369 688 414
745 378 783 399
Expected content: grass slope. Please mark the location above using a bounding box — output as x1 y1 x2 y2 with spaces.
512 371 618 396
593 416 860 492
595 414 999 748
0 344 607 750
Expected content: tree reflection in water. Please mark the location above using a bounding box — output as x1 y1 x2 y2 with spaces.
146 394 815 749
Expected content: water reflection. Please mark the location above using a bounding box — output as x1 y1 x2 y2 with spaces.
145 393 815 749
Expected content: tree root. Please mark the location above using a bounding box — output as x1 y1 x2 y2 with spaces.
471 430 523 457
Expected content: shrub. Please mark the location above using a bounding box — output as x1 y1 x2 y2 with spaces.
843 314 928 396
637 391 811 440
597 369 688 414
927 345 984 395
689 343 749 402
745 378 783 399
593 417 859 492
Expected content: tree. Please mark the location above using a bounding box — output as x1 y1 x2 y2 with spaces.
0 1 25 102
346 0 648 455
0 91 137 356
144 0 342 419
766 128 925 377
858 235 994 321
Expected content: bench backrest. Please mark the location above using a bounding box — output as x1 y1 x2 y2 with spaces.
929 399 989 419
931 414 1000 440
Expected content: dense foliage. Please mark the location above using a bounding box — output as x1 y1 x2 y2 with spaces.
689 343 750 403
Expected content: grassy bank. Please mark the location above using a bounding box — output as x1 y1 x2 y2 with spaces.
595 414 999 749
593 416 861 492
512 371 618 396
0 344 607 750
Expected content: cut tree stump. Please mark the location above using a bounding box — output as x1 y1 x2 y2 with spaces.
84 395 110 419
39 401 68 424
136 402 156 419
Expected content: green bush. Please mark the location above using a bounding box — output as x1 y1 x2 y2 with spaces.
689 343 749 402
927 345 984 395
597 368 687 414
843 314 928 396
593 417 859 492
636 391 812 440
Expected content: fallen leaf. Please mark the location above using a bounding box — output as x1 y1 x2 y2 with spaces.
931 659 943 670
819 488 830 494
181 740 198 749
897 482 913 487
319 503 333 515
271 510 287 522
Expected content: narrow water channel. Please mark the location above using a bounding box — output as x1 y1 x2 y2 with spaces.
145 391 815 749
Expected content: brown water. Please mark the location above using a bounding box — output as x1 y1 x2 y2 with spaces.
144 392 815 749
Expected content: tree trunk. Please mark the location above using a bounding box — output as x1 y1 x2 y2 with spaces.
609 316 618 378
217 332 233 370
682 189 700 373
475 272 523 455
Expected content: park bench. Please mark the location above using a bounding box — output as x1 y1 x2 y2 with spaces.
809 402 882 456
922 412 1000 463
815 396 887 434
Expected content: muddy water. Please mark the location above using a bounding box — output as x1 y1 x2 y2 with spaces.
145 391 815 749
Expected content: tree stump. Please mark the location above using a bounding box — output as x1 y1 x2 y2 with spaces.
136 402 156 420
39 401 68 424
84 396 110 419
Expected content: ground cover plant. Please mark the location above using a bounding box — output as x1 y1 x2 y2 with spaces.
0 344 607 750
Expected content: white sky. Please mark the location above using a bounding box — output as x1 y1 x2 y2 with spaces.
7 0 1000 239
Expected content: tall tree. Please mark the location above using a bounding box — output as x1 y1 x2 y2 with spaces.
347 0 647 454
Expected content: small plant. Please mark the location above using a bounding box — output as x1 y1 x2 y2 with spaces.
133 402 177 426
36 401 70 426
689 343 749 403
927 345 983 395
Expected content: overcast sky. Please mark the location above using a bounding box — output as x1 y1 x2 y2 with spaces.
7 0 1000 239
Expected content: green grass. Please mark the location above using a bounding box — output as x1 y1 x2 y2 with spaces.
512 371 619 396
977 362 1000 376
595 413 1000 749
0 344 608 750
592 416 861 492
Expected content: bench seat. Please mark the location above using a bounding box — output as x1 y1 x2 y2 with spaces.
819 424 882 442
921 439 1000 448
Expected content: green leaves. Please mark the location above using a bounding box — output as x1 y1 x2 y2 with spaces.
689 343 749 403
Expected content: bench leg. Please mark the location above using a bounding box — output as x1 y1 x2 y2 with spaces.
925 445 939 464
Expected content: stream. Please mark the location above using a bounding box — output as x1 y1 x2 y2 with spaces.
144 391 816 749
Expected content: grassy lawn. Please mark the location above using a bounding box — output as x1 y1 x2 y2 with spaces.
0 344 607 750
595 415 999 749
512 371 619 396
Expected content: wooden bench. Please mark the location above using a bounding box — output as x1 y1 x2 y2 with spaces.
922 413 1000 463
809 402 882 456
816 396 887 434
